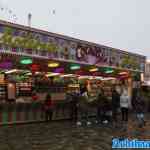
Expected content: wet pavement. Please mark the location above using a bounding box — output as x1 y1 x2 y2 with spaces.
0 121 112 150
0 114 149 150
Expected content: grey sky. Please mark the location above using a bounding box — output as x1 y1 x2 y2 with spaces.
0 0 150 58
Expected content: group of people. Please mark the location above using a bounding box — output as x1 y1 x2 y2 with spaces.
110 87 146 128
43 85 146 128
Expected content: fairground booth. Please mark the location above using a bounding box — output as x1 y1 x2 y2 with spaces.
0 20 146 124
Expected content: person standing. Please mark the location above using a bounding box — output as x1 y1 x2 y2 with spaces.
120 89 129 122
77 86 91 126
131 88 138 111
112 87 120 126
69 91 79 122
135 91 146 128
44 94 54 122
96 89 107 124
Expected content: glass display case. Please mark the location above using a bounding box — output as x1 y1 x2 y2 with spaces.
0 83 7 102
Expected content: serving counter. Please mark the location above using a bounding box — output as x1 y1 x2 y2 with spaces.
0 100 98 125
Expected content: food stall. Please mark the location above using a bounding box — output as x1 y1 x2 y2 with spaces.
0 20 146 125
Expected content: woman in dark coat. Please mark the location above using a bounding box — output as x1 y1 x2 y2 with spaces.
96 89 108 124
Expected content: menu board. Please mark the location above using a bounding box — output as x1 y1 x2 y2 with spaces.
16 83 32 96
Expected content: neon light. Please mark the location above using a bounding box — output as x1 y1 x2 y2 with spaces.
31 64 40 70
70 64 80 70
105 70 114 73
89 68 98 72
48 62 59 67
105 68 114 74
5 69 18 74
20 58 32 65
101 77 116 80
119 72 128 75
60 74 75 77
46 72 60 77
26 72 32 76
54 68 64 73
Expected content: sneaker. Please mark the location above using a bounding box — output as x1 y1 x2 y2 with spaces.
87 121 91 125
76 121 82 126
95 120 98 124
103 120 108 124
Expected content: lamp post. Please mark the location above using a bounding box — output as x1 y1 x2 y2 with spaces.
28 13 32 27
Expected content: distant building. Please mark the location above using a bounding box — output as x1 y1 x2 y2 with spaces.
144 60 150 85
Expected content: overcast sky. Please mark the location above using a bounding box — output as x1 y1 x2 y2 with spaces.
0 0 150 58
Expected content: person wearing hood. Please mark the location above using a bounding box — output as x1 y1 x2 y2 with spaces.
112 87 120 126
120 89 129 122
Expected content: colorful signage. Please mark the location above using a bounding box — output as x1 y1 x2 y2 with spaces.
0 24 146 72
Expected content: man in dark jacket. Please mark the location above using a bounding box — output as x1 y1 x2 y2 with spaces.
112 88 120 125
69 92 79 122
96 89 108 123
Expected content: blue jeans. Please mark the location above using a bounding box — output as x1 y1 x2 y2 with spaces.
77 105 90 123
136 113 144 127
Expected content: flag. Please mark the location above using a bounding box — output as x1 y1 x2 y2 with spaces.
9 10 12 14
52 10 55 14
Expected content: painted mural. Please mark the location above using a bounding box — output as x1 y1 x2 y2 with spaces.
0 24 145 72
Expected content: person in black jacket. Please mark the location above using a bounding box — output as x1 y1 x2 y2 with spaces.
96 89 108 124
69 91 79 122
131 88 138 111
112 87 120 125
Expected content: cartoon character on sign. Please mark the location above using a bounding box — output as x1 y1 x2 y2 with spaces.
57 39 64 58
52 38 58 58
76 46 85 61
70 43 76 60
63 47 69 59
95 48 104 64
87 47 96 64
94 48 100 64
76 45 91 62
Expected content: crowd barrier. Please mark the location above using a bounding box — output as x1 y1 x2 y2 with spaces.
0 102 97 125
